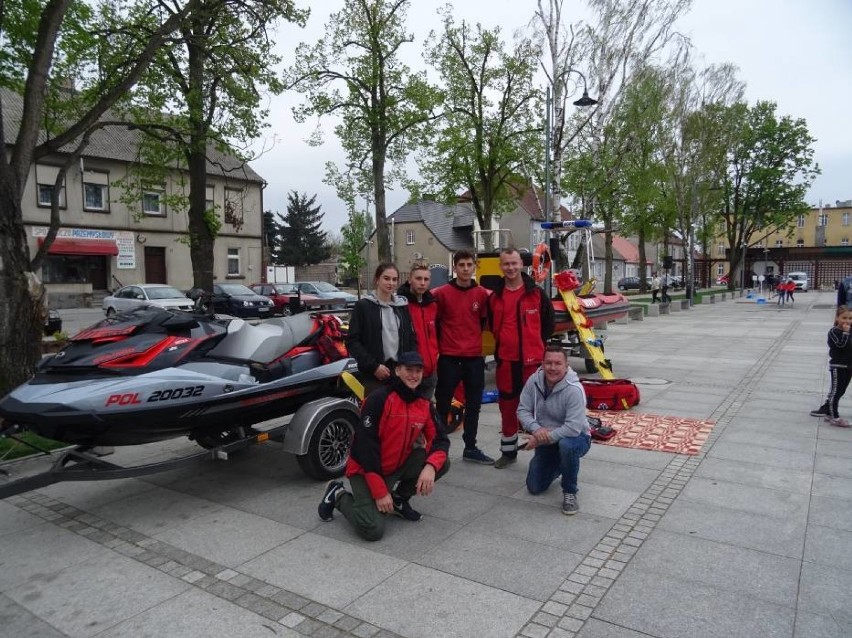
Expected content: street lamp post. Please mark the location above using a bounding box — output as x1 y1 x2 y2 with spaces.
739 242 747 292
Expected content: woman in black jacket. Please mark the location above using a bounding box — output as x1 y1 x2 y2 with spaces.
346 263 417 395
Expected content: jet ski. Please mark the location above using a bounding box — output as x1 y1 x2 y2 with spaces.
0 307 359 474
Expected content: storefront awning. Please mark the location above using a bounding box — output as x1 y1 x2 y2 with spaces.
38 238 119 256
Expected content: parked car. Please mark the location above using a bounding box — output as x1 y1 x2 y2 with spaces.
103 284 194 316
787 271 809 291
293 281 358 309
617 276 644 291
202 283 274 318
250 283 324 315
716 274 729 285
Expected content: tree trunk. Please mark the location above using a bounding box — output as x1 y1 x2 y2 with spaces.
372 137 390 263
0 172 43 396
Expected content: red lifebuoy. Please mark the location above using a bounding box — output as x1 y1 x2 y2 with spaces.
532 243 551 283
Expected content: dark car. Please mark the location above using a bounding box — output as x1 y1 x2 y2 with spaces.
198 283 274 318
617 276 643 291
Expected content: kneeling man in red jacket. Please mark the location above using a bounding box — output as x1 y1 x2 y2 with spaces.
318 351 450 541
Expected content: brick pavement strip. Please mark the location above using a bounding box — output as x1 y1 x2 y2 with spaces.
8 492 402 638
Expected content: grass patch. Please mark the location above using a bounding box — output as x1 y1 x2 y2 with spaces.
0 430 69 462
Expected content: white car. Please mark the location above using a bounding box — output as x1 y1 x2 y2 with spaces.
103 284 194 315
787 272 809 291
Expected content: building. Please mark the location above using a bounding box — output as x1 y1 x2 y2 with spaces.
711 201 852 289
2 89 265 307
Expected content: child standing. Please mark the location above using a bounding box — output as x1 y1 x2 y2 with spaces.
810 306 852 427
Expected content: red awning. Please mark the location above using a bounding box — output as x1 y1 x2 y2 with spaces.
38 238 119 256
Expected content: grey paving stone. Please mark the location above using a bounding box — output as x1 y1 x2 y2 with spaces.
813 472 852 501
805 524 852 572
37 476 158 511
658 497 807 559
241 532 405 609
0 593 67 638
809 495 852 532
678 476 810 519
628 529 800 607
344 563 540 638
576 617 651 637
0 500 46 537
816 438 852 459
594 567 794 638
798 560 852 625
815 453 852 479
419 530 582 601
707 440 814 472
694 456 813 495
153 507 302 568
793 610 852 638
7 551 189 637
576 458 662 492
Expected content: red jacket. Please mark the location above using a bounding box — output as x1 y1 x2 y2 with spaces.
488 273 554 365
433 280 490 357
397 282 439 376
345 378 449 499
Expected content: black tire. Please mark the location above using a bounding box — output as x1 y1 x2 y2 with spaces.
193 427 247 450
280 305 292 317
296 409 357 480
106 307 116 317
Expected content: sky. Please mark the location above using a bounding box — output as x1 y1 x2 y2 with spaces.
249 0 852 234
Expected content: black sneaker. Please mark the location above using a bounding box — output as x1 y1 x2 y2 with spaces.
462 447 495 465
391 494 422 522
810 404 829 417
318 480 345 521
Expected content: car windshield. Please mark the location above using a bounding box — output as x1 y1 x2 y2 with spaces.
274 284 297 294
145 286 188 300
218 284 255 296
313 282 340 293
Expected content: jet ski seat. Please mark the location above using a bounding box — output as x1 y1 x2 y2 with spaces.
208 313 318 364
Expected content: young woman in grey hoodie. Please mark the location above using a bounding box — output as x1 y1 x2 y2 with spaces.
346 263 417 395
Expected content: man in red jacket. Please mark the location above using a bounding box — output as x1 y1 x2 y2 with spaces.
433 249 494 465
397 265 439 399
488 248 554 469
317 352 450 541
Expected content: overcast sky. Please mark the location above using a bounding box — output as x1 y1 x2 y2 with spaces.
250 0 852 233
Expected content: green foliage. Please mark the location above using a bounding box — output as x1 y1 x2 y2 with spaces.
273 191 331 266
285 0 442 262
339 210 374 282
419 13 543 240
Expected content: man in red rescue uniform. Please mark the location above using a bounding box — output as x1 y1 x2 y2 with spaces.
488 247 554 469
397 264 440 399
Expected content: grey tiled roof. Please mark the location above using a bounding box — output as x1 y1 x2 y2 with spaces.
390 200 475 251
0 87 263 183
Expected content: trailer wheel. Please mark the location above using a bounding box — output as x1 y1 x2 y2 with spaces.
193 427 247 450
297 409 357 480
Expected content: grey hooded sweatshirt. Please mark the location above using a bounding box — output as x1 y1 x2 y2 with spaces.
517 366 589 443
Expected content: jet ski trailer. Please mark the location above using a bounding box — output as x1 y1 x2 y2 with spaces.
0 393 359 500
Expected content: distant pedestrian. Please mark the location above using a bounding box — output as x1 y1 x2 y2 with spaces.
661 275 671 303
650 274 661 303
810 306 852 427
838 275 852 307
776 279 786 306
786 278 795 303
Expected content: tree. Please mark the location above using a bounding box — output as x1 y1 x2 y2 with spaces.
339 210 374 289
718 100 819 288
419 13 542 249
116 0 306 292
285 0 441 263
0 0 200 395
274 191 330 266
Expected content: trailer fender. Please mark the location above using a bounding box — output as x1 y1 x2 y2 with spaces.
280 396 359 456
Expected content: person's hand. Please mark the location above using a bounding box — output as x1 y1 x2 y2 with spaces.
521 434 536 450
375 493 394 514
416 464 437 496
532 428 551 445
374 364 391 381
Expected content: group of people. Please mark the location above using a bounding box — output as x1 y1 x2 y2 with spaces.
649 274 671 304
318 248 592 540
773 277 797 305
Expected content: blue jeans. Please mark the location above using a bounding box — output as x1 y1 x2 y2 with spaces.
526 434 591 495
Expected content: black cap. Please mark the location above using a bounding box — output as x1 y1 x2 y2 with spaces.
396 351 424 367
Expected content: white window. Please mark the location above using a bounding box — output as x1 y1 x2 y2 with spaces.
205 185 215 213
819 213 828 227
567 234 580 250
142 189 165 216
844 212 850 226
35 164 66 208
716 264 724 275
82 170 109 211
717 244 726 256
797 215 805 228
796 239 804 247
755 241 763 248
227 248 240 275
775 240 783 247
843 238 850 247
406 230 415 245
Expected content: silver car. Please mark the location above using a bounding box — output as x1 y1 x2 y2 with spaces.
103 284 194 316
293 281 358 309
